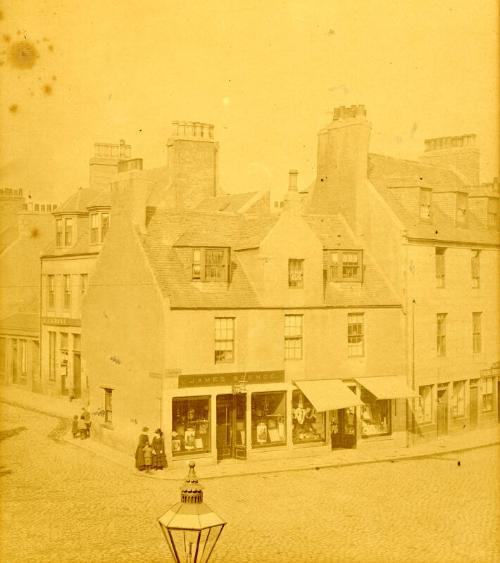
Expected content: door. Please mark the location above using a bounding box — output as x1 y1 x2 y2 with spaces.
73 352 81 399
331 408 357 449
437 388 448 436
60 362 68 395
216 394 246 461
469 384 478 428
11 339 18 384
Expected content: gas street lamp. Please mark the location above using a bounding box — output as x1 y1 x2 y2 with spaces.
158 462 226 563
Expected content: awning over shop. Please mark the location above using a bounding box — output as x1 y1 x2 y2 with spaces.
294 379 364 412
355 376 419 400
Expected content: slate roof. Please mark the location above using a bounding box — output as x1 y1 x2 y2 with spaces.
0 313 39 336
195 192 261 213
54 188 102 214
87 189 112 208
368 153 500 246
140 206 399 308
140 210 260 308
304 214 400 307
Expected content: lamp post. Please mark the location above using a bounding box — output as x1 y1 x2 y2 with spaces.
158 462 226 563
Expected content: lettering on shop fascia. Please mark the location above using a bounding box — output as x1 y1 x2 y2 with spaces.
178 370 285 388
42 317 81 327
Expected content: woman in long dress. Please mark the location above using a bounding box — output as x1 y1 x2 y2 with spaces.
151 428 167 470
135 427 150 471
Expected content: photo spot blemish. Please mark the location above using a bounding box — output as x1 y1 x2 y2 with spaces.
7 40 39 69
43 84 53 95
9 104 18 113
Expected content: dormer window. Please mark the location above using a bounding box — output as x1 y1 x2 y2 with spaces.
56 217 73 247
191 248 229 282
65 218 73 246
325 250 363 282
89 212 111 244
56 219 63 247
456 193 467 224
420 189 431 220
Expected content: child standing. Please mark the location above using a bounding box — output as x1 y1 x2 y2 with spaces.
143 442 153 473
72 415 79 439
77 415 87 440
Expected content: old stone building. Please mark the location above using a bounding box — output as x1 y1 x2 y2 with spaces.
81 120 414 464
307 105 499 441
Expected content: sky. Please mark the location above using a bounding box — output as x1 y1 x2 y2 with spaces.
0 0 498 203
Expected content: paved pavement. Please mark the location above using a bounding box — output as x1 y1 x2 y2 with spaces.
0 402 499 562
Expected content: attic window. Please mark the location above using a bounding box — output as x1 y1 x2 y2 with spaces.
325 250 363 282
191 248 229 282
420 189 431 220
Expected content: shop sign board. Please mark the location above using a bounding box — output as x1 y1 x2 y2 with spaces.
42 317 81 327
179 370 285 388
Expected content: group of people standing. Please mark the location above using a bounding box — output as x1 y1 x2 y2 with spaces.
135 427 167 473
71 407 91 439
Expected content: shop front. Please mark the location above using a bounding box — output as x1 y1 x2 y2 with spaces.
166 372 415 464
293 379 363 450
355 376 418 444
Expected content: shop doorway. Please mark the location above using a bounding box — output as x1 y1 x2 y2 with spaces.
216 394 246 461
73 352 81 399
330 407 357 449
469 382 478 428
437 387 448 436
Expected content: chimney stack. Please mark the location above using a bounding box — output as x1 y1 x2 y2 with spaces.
89 140 132 190
166 121 218 209
419 134 479 186
312 104 371 229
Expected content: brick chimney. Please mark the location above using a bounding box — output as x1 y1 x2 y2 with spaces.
313 105 371 228
166 121 218 209
419 134 479 186
89 140 132 190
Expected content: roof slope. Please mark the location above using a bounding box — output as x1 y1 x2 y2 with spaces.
195 192 261 213
140 210 260 308
0 313 39 335
55 188 102 214
368 153 499 245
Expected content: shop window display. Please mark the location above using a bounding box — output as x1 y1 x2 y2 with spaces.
172 396 210 456
251 392 286 447
360 390 391 437
292 391 325 444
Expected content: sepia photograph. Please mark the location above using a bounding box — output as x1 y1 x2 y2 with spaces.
0 1 498 562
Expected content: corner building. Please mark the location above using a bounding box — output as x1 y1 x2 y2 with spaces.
83 121 414 465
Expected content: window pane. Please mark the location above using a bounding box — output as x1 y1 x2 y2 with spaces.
251 392 286 447
215 318 235 363
172 397 210 455
348 314 364 357
361 390 390 437
292 391 325 443
288 259 304 288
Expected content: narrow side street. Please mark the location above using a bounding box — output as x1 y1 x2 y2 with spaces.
0 404 498 563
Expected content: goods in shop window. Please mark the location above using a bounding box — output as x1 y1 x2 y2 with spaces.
256 422 268 443
184 428 196 450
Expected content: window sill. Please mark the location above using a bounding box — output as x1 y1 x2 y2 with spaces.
251 442 287 449
292 440 327 448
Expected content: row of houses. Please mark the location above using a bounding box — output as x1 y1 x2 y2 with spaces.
0 108 498 466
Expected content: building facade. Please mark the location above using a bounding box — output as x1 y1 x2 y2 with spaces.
82 122 415 464
306 105 499 441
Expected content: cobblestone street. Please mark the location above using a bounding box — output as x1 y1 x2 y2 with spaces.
0 404 498 563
